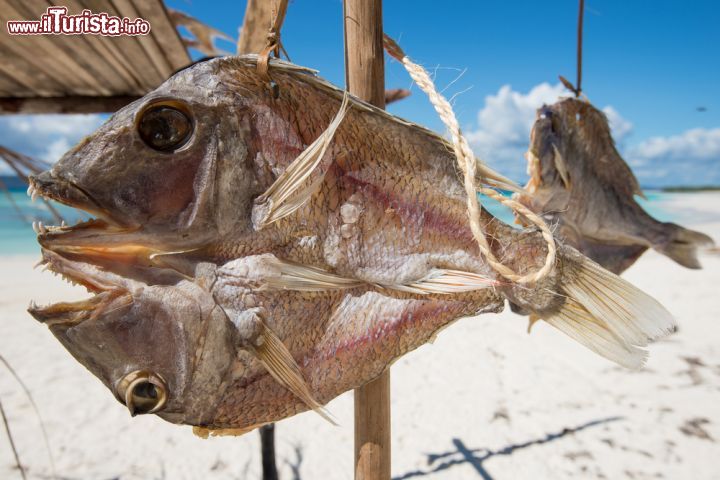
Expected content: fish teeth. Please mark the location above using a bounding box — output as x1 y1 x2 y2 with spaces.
27 183 40 202
38 221 47 234
61 220 66 228
32 221 40 234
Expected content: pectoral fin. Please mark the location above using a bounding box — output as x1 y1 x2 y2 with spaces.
251 319 336 425
387 268 500 294
252 94 350 229
552 144 571 189
260 256 365 291
252 256 500 295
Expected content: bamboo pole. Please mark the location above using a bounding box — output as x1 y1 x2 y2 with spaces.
343 1 390 479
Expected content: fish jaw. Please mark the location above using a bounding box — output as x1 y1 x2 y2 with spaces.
29 170 165 273
29 170 198 273
27 249 137 326
36 219 170 268
29 250 239 426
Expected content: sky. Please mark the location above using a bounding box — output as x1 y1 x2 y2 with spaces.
1 0 718 187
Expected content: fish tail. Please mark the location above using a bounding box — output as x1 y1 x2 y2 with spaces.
541 251 676 369
655 222 715 269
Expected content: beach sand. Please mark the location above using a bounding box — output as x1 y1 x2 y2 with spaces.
1 193 719 480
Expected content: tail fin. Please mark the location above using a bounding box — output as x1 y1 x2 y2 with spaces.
543 254 676 369
656 223 714 269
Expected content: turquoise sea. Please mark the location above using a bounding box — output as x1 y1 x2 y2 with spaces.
0 185 682 256
479 190 673 228
0 187 90 254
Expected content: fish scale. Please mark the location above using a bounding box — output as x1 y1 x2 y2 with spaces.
27 56 676 434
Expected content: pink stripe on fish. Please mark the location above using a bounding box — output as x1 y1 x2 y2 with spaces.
337 171 476 245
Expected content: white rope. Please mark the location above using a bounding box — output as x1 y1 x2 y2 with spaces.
383 35 556 284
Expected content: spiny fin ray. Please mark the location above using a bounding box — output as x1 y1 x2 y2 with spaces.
261 257 365 291
263 258 499 295
252 320 336 425
552 144 571 189
252 93 350 229
387 269 500 294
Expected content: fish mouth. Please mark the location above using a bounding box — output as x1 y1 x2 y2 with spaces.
29 171 145 259
28 172 186 269
529 107 559 158
28 249 133 326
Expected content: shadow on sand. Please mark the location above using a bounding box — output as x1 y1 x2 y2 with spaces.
284 443 304 480
392 416 623 480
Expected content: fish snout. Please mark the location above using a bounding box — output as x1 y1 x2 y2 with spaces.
30 170 126 227
30 170 91 210
538 105 553 120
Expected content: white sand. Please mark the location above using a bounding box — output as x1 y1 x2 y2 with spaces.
1 192 719 480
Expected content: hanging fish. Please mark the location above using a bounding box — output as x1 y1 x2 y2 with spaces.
28 57 674 435
519 97 714 274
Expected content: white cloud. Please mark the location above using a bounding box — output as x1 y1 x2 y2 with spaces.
630 128 720 160
464 80 720 187
6 114 104 137
465 82 719 186
42 138 71 163
465 83 567 180
0 114 105 174
627 128 720 186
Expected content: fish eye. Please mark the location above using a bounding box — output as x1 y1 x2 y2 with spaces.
116 370 168 416
137 103 193 152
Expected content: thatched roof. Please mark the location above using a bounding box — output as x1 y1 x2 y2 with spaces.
0 0 192 114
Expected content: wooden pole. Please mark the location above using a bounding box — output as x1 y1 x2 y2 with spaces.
343 2 390 479
237 0 273 54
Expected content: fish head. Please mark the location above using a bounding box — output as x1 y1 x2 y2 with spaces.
530 103 559 164
529 97 615 189
29 58 272 273
28 250 237 424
